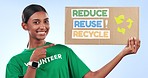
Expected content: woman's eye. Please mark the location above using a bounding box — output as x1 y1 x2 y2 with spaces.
33 21 40 24
44 20 49 24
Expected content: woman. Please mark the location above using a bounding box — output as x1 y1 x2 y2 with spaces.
6 4 140 78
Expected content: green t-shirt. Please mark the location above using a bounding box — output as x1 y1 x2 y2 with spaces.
6 42 90 78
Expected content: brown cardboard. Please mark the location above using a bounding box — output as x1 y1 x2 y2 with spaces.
65 7 139 45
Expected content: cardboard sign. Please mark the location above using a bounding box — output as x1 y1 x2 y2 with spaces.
65 7 139 45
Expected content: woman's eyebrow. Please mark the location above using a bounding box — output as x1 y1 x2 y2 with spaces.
31 17 49 22
44 18 49 20
32 19 40 21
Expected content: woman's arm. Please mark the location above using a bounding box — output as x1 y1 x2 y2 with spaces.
84 37 140 78
24 66 37 78
24 44 54 78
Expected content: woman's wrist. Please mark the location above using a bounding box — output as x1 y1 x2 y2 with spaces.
119 51 127 58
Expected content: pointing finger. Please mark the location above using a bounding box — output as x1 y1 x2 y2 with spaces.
43 43 55 49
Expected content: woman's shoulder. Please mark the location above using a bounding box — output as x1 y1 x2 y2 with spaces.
7 49 31 64
46 42 74 52
46 42 70 49
7 53 22 65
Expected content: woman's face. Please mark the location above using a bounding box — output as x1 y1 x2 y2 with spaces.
26 11 50 40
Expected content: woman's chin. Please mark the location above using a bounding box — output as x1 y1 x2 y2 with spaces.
37 36 46 40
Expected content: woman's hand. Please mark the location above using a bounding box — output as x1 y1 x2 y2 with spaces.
121 37 140 56
30 44 54 61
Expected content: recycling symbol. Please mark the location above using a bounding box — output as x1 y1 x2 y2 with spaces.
114 15 133 34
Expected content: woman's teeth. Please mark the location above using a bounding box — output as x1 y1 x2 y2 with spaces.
37 31 46 35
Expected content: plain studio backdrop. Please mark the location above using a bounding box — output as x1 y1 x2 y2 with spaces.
0 0 147 78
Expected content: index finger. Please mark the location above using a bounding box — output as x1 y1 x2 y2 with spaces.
43 43 55 49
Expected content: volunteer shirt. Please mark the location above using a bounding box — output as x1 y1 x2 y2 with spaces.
6 42 90 78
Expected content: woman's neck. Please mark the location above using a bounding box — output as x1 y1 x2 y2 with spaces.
27 40 46 49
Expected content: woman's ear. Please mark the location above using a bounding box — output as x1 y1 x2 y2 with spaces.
21 22 28 30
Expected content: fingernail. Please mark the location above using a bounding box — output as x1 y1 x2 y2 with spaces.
131 37 134 40
50 43 55 46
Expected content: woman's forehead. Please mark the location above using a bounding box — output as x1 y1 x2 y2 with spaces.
29 11 48 20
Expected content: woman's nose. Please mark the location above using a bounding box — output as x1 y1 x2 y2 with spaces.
40 26 46 30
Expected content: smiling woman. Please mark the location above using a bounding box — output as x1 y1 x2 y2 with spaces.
22 5 49 48
5 4 140 78
23 12 49 41
5 4 91 78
